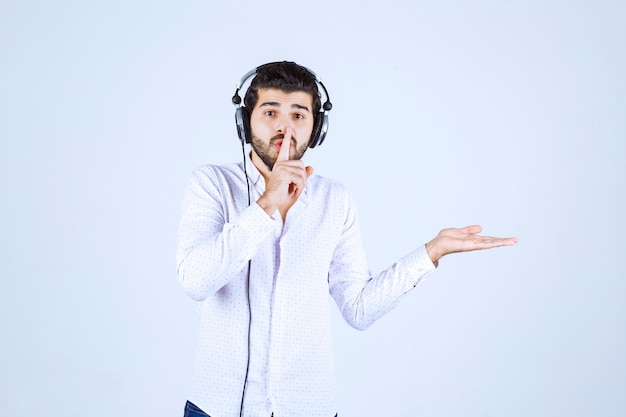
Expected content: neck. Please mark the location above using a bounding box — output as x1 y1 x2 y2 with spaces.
250 150 272 182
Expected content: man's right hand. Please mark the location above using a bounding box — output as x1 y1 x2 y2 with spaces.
257 127 314 217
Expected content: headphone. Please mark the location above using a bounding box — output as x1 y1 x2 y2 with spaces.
231 61 333 148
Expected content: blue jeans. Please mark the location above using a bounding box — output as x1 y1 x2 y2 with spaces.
184 401 210 417
183 401 337 417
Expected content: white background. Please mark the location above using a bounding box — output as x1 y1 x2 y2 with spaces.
1 1 624 416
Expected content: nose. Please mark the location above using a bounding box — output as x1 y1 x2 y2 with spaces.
274 114 293 134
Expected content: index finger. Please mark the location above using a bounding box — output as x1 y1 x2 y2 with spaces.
277 128 292 161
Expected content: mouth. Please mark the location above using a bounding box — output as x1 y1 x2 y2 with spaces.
273 138 295 151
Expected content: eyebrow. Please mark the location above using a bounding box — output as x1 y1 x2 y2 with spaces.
259 102 310 113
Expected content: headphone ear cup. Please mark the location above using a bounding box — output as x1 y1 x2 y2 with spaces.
242 107 252 143
235 107 245 144
308 115 321 148
308 112 328 148
235 107 252 144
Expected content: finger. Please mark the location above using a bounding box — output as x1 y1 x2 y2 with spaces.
461 225 482 235
278 164 306 182
497 237 518 246
277 127 292 162
294 169 308 191
474 236 518 248
293 166 314 197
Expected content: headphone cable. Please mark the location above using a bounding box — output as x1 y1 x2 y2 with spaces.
239 140 252 417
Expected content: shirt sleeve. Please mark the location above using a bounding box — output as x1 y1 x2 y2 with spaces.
327 193 437 330
176 167 277 301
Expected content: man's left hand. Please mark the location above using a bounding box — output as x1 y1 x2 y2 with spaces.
425 225 518 264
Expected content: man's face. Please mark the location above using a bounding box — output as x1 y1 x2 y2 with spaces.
249 88 315 171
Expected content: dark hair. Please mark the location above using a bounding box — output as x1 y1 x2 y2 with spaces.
243 61 321 114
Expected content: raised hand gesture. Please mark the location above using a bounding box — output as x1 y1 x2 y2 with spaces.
426 225 518 263
257 127 314 218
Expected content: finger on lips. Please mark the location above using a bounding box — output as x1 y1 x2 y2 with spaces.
277 128 292 161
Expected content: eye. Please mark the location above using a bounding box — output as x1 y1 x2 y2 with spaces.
294 113 304 120
264 110 275 116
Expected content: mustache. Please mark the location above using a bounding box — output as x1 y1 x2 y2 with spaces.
270 133 297 143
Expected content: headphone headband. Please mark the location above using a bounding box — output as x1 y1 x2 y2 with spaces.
232 62 332 148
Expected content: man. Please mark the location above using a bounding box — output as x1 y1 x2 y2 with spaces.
176 61 517 417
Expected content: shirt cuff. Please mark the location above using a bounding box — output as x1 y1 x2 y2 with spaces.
401 244 438 288
234 201 278 240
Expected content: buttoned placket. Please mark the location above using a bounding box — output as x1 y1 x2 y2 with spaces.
266 212 283 413
246 158 311 417
248 167 284 416
267 195 310 416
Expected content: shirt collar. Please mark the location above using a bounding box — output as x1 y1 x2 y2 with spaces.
244 151 264 191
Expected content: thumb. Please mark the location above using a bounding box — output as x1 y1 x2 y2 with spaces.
305 166 314 179
461 225 483 235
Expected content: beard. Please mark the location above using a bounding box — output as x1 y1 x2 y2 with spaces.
250 133 309 171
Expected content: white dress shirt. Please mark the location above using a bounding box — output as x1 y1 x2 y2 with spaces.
176 154 436 417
